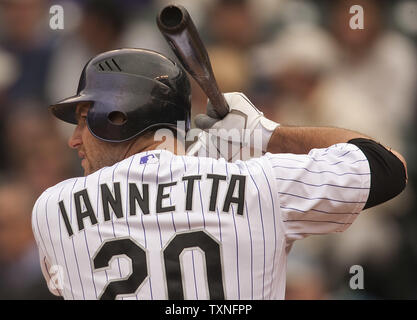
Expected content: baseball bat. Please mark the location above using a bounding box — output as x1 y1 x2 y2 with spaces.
157 4 229 119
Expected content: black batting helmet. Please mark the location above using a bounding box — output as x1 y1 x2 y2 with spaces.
50 48 191 142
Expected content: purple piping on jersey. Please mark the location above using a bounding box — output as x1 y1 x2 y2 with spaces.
278 191 366 204
350 159 369 164
337 149 358 158
34 200 49 296
211 158 223 242
57 185 74 299
82 176 98 298
36 197 68 296
125 155 136 236
287 232 343 235
257 162 278 300
96 168 109 283
279 205 360 215
169 154 176 232
272 165 371 176
109 163 123 280
69 178 86 299
180 156 198 299
197 158 206 229
283 219 351 225
181 156 192 230
96 168 105 243
245 162 266 299
226 163 241 300
195 157 207 299
230 192 241 300
141 151 153 300
266 152 366 164
311 157 367 165
45 193 59 273
141 151 149 246
155 161 164 248
45 192 71 296
275 177 370 190
321 147 360 158
35 201 47 276
35 198 48 267
215 208 223 242
244 201 253 299
191 251 199 300
125 156 136 300
268 156 341 166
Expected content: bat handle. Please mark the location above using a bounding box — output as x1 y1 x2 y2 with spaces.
198 77 229 119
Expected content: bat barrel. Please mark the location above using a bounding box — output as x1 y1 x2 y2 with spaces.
157 5 189 33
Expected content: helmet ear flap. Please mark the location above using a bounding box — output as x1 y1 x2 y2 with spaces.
86 100 130 142
107 111 127 125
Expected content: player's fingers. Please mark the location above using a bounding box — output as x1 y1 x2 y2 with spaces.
194 114 219 130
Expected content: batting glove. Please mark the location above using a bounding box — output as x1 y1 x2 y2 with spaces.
186 92 279 161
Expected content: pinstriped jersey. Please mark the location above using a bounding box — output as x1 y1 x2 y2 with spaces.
32 143 370 300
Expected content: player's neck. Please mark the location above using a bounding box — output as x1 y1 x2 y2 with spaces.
125 136 185 158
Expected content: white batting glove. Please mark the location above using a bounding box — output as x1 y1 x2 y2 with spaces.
186 92 279 161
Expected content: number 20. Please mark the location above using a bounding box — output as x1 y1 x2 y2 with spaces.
92 230 225 300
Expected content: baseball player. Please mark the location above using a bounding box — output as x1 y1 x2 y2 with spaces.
32 48 407 300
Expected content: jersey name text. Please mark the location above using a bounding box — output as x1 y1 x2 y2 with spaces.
58 174 246 237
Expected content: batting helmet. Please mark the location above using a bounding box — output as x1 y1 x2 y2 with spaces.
50 48 191 142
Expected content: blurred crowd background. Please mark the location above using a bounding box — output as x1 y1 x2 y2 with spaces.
0 0 416 300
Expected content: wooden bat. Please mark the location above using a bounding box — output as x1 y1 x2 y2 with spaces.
157 4 229 119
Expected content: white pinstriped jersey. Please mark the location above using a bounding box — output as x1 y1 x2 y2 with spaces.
32 143 370 300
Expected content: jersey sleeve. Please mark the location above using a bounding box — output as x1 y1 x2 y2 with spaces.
31 196 47 261
31 192 62 297
264 143 371 242
39 250 62 297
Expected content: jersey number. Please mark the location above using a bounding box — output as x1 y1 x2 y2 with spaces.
92 230 225 300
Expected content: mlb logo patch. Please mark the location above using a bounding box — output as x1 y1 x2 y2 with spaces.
140 153 160 164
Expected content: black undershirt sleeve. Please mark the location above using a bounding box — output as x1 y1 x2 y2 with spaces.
348 138 407 210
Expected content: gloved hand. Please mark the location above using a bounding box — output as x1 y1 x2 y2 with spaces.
186 92 279 161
